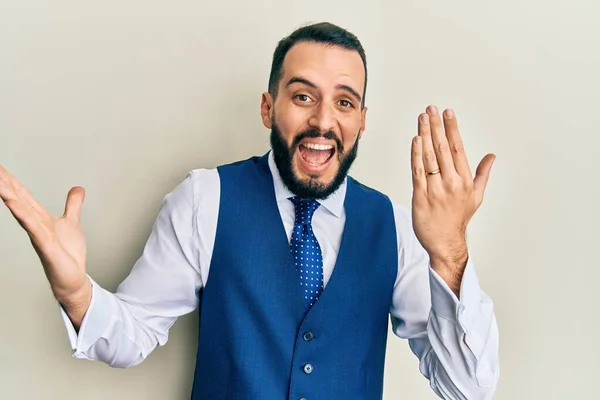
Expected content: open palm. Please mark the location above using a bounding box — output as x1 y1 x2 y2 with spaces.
0 165 88 303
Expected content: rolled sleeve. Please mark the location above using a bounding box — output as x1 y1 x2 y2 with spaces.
58 275 115 358
429 256 481 333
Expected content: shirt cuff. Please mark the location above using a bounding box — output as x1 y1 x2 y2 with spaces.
58 275 113 356
429 255 481 334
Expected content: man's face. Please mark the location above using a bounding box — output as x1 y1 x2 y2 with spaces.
261 41 367 199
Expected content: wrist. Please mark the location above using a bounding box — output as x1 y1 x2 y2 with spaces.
56 280 92 323
429 244 468 297
54 276 91 303
430 252 468 272
429 239 468 268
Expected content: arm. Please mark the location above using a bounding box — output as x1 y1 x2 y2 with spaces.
59 170 208 368
390 203 499 399
391 105 500 398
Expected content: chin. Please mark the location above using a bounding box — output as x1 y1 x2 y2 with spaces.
269 123 356 200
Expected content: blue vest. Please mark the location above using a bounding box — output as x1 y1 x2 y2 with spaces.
190 153 398 400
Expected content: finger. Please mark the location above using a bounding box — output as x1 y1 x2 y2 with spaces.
1 166 56 245
63 186 85 222
0 177 19 203
0 165 48 216
473 154 496 200
4 198 46 240
443 109 472 179
0 172 50 240
417 112 441 176
427 105 455 176
411 136 427 195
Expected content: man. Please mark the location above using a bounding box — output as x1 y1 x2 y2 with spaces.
0 22 499 399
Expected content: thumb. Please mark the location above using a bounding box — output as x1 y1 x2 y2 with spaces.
63 186 85 222
473 154 496 198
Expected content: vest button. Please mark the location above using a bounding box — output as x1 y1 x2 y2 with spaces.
299 398 307 400
303 331 314 341
303 363 313 374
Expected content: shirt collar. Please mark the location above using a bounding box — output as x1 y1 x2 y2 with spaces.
268 150 346 218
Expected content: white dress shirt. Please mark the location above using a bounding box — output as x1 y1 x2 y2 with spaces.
60 151 499 400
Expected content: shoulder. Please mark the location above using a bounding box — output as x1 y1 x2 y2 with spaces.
158 167 220 219
167 154 265 205
386 198 426 261
168 167 219 198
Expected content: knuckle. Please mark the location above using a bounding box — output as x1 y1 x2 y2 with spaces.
462 178 473 191
424 150 437 163
429 186 445 200
451 142 465 154
413 165 425 177
446 177 461 192
445 176 469 194
437 142 450 154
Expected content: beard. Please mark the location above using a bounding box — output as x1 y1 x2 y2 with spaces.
270 119 359 200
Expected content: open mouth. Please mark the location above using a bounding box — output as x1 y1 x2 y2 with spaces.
298 143 335 168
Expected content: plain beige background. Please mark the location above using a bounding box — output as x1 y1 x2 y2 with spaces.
1 0 598 399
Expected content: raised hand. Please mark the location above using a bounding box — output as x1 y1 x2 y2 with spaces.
0 165 91 325
410 105 495 296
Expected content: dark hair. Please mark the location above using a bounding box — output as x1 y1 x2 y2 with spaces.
267 22 367 108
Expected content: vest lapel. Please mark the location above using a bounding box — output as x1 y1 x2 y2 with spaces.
302 178 358 317
256 154 314 315
257 154 360 319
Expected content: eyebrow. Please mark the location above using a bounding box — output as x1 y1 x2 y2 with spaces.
285 76 362 104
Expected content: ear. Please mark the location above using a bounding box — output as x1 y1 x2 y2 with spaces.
260 92 274 129
358 106 368 140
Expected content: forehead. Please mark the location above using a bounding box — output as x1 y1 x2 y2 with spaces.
281 41 365 93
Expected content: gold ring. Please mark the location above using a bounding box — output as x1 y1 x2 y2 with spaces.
426 168 441 176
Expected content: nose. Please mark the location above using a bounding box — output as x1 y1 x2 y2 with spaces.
308 101 336 134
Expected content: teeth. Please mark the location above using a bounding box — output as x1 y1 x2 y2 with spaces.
302 143 334 150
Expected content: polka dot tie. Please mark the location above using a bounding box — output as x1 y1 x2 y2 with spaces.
289 196 323 307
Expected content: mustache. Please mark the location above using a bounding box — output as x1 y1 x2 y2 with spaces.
291 129 344 153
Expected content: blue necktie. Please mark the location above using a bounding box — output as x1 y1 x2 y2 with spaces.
289 196 323 307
